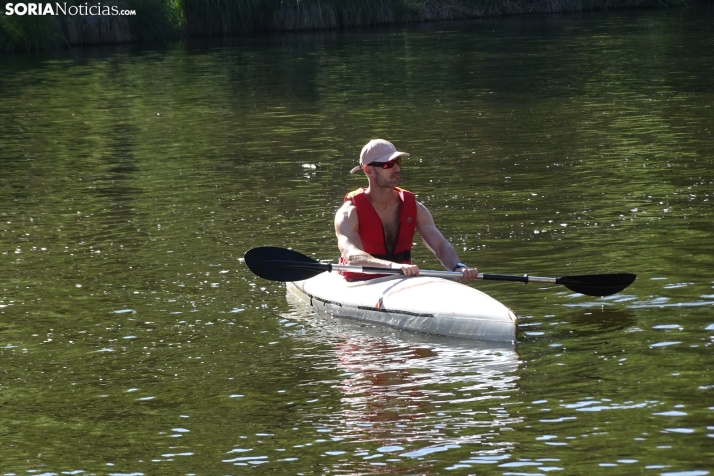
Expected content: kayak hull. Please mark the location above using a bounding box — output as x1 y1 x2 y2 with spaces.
286 272 518 342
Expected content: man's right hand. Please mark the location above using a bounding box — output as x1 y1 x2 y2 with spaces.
392 262 419 277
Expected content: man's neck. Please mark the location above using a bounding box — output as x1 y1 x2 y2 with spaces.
364 185 397 210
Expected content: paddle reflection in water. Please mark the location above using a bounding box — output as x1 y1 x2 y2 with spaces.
283 292 521 465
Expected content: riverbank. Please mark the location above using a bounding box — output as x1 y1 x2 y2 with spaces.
0 0 706 52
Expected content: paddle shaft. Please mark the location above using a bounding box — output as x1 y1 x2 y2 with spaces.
330 263 553 284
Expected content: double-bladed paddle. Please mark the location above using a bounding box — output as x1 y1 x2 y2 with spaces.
244 246 636 297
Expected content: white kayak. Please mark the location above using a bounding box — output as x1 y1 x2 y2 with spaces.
286 272 518 342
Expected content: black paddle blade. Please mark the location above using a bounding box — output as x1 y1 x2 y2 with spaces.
244 246 330 282
556 273 637 297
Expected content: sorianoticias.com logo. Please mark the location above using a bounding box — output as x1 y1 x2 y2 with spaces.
5 3 136 16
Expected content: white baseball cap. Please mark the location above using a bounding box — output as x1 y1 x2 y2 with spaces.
350 139 410 174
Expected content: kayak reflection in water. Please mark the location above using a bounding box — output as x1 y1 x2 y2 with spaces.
335 139 479 282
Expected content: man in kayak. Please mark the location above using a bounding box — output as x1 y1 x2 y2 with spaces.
335 138 479 282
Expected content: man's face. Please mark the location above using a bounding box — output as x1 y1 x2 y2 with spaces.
370 160 401 188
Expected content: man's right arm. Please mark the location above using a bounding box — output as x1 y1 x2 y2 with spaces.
334 201 419 275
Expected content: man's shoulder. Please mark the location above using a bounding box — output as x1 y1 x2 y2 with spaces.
336 199 357 217
335 200 358 230
338 199 357 210
415 199 433 221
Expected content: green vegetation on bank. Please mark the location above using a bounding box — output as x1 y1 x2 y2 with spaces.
0 0 704 52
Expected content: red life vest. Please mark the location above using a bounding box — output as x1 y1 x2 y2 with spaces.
339 187 417 281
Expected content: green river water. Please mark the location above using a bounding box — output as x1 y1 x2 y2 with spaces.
1 5 713 475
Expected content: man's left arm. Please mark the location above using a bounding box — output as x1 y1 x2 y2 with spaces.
415 201 479 281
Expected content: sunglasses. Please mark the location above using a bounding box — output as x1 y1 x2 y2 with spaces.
368 156 402 169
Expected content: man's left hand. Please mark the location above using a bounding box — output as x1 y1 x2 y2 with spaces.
458 266 479 282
